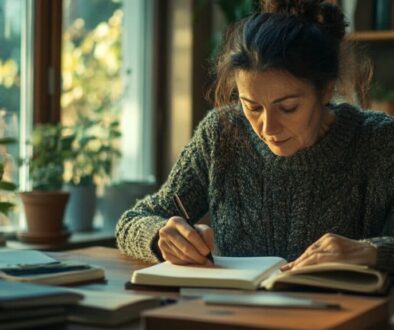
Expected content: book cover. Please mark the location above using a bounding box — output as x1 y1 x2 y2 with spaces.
0 281 83 309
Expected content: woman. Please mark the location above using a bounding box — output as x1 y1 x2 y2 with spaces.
116 0 394 272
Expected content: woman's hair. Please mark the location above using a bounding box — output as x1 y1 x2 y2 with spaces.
210 0 372 109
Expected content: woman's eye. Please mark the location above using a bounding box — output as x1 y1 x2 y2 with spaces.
247 106 262 113
280 106 297 113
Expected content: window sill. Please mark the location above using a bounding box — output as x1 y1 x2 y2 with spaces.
2 228 115 251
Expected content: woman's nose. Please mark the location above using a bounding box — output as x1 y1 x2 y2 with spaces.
261 111 281 136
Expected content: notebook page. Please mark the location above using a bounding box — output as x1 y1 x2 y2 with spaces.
134 256 286 282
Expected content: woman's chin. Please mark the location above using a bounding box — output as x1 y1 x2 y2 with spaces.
268 146 298 157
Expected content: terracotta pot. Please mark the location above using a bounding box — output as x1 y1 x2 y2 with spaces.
20 191 69 235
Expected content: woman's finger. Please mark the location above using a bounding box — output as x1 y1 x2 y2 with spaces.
173 219 212 257
291 251 340 270
159 238 193 264
161 244 189 265
195 224 215 252
168 233 207 264
160 218 208 264
290 233 340 269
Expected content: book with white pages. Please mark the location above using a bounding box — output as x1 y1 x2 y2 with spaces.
131 256 390 294
0 249 105 285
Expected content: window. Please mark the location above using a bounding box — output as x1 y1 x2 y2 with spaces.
0 0 157 232
0 0 33 231
61 0 155 185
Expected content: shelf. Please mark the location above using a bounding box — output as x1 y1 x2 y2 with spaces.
348 30 394 42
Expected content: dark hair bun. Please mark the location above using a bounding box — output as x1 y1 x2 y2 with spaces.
261 0 347 40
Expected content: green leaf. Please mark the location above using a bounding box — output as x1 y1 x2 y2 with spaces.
109 121 120 127
79 136 97 147
0 181 17 191
0 202 14 215
110 131 122 138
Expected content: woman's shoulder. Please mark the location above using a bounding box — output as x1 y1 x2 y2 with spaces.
341 104 394 163
195 106 245 135
359 108 394 147
336 103 394 142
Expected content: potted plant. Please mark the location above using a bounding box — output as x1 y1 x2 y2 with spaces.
64 107 121 232
19 123 74 244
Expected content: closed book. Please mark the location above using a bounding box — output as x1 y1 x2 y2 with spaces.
0 314 66 330
66 289 161 326
0 249 105 285
131 256 390 294
0 280 83 309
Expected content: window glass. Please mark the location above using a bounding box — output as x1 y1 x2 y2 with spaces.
61 0 155 187
0 0 31 232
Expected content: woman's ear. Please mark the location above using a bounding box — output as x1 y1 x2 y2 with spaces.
322 81 335 104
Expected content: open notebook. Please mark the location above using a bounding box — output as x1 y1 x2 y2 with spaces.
131 256 389 294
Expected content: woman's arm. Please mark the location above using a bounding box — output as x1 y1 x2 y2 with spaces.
363 204 394 272
282 205 394 273
115 111 219 263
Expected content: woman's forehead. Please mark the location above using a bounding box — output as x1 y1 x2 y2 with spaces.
235 69 311 99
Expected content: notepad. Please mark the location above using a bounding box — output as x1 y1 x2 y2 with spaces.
131 256 390 293
0 250 105 285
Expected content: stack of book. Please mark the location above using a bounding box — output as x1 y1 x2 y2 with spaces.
0 281 82 329
0 249 161 327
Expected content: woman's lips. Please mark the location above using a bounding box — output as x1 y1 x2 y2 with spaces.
268 138 291 146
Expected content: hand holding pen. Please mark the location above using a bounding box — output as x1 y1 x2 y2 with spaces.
156 194 215 265
173 194 214 263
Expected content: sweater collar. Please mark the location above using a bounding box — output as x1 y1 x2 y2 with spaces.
243 103 364 170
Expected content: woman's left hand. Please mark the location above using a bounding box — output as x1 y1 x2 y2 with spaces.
281 233 377 272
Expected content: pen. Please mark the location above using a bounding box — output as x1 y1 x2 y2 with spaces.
173 193 215 264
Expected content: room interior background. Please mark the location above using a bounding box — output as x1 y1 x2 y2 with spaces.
0 0 393 240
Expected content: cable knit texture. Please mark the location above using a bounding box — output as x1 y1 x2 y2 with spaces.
116 103 394 272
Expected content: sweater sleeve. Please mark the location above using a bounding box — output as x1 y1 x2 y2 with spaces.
115 110 219 263
362 112 394 273
364 204 394 273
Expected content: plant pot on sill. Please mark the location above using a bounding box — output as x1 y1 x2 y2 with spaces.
64 183 97 232
19 191 70 244
98 181 157 232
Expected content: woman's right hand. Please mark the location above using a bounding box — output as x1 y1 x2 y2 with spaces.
157 216 214 265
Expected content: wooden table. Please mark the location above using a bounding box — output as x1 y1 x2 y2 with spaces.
51 247 394 330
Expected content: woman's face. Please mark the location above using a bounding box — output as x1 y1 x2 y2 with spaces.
235 69 334 157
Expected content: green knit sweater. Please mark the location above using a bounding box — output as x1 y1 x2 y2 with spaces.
116 103 394 272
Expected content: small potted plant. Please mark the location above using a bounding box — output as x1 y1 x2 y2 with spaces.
64 108 121 232
19 123 74 243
